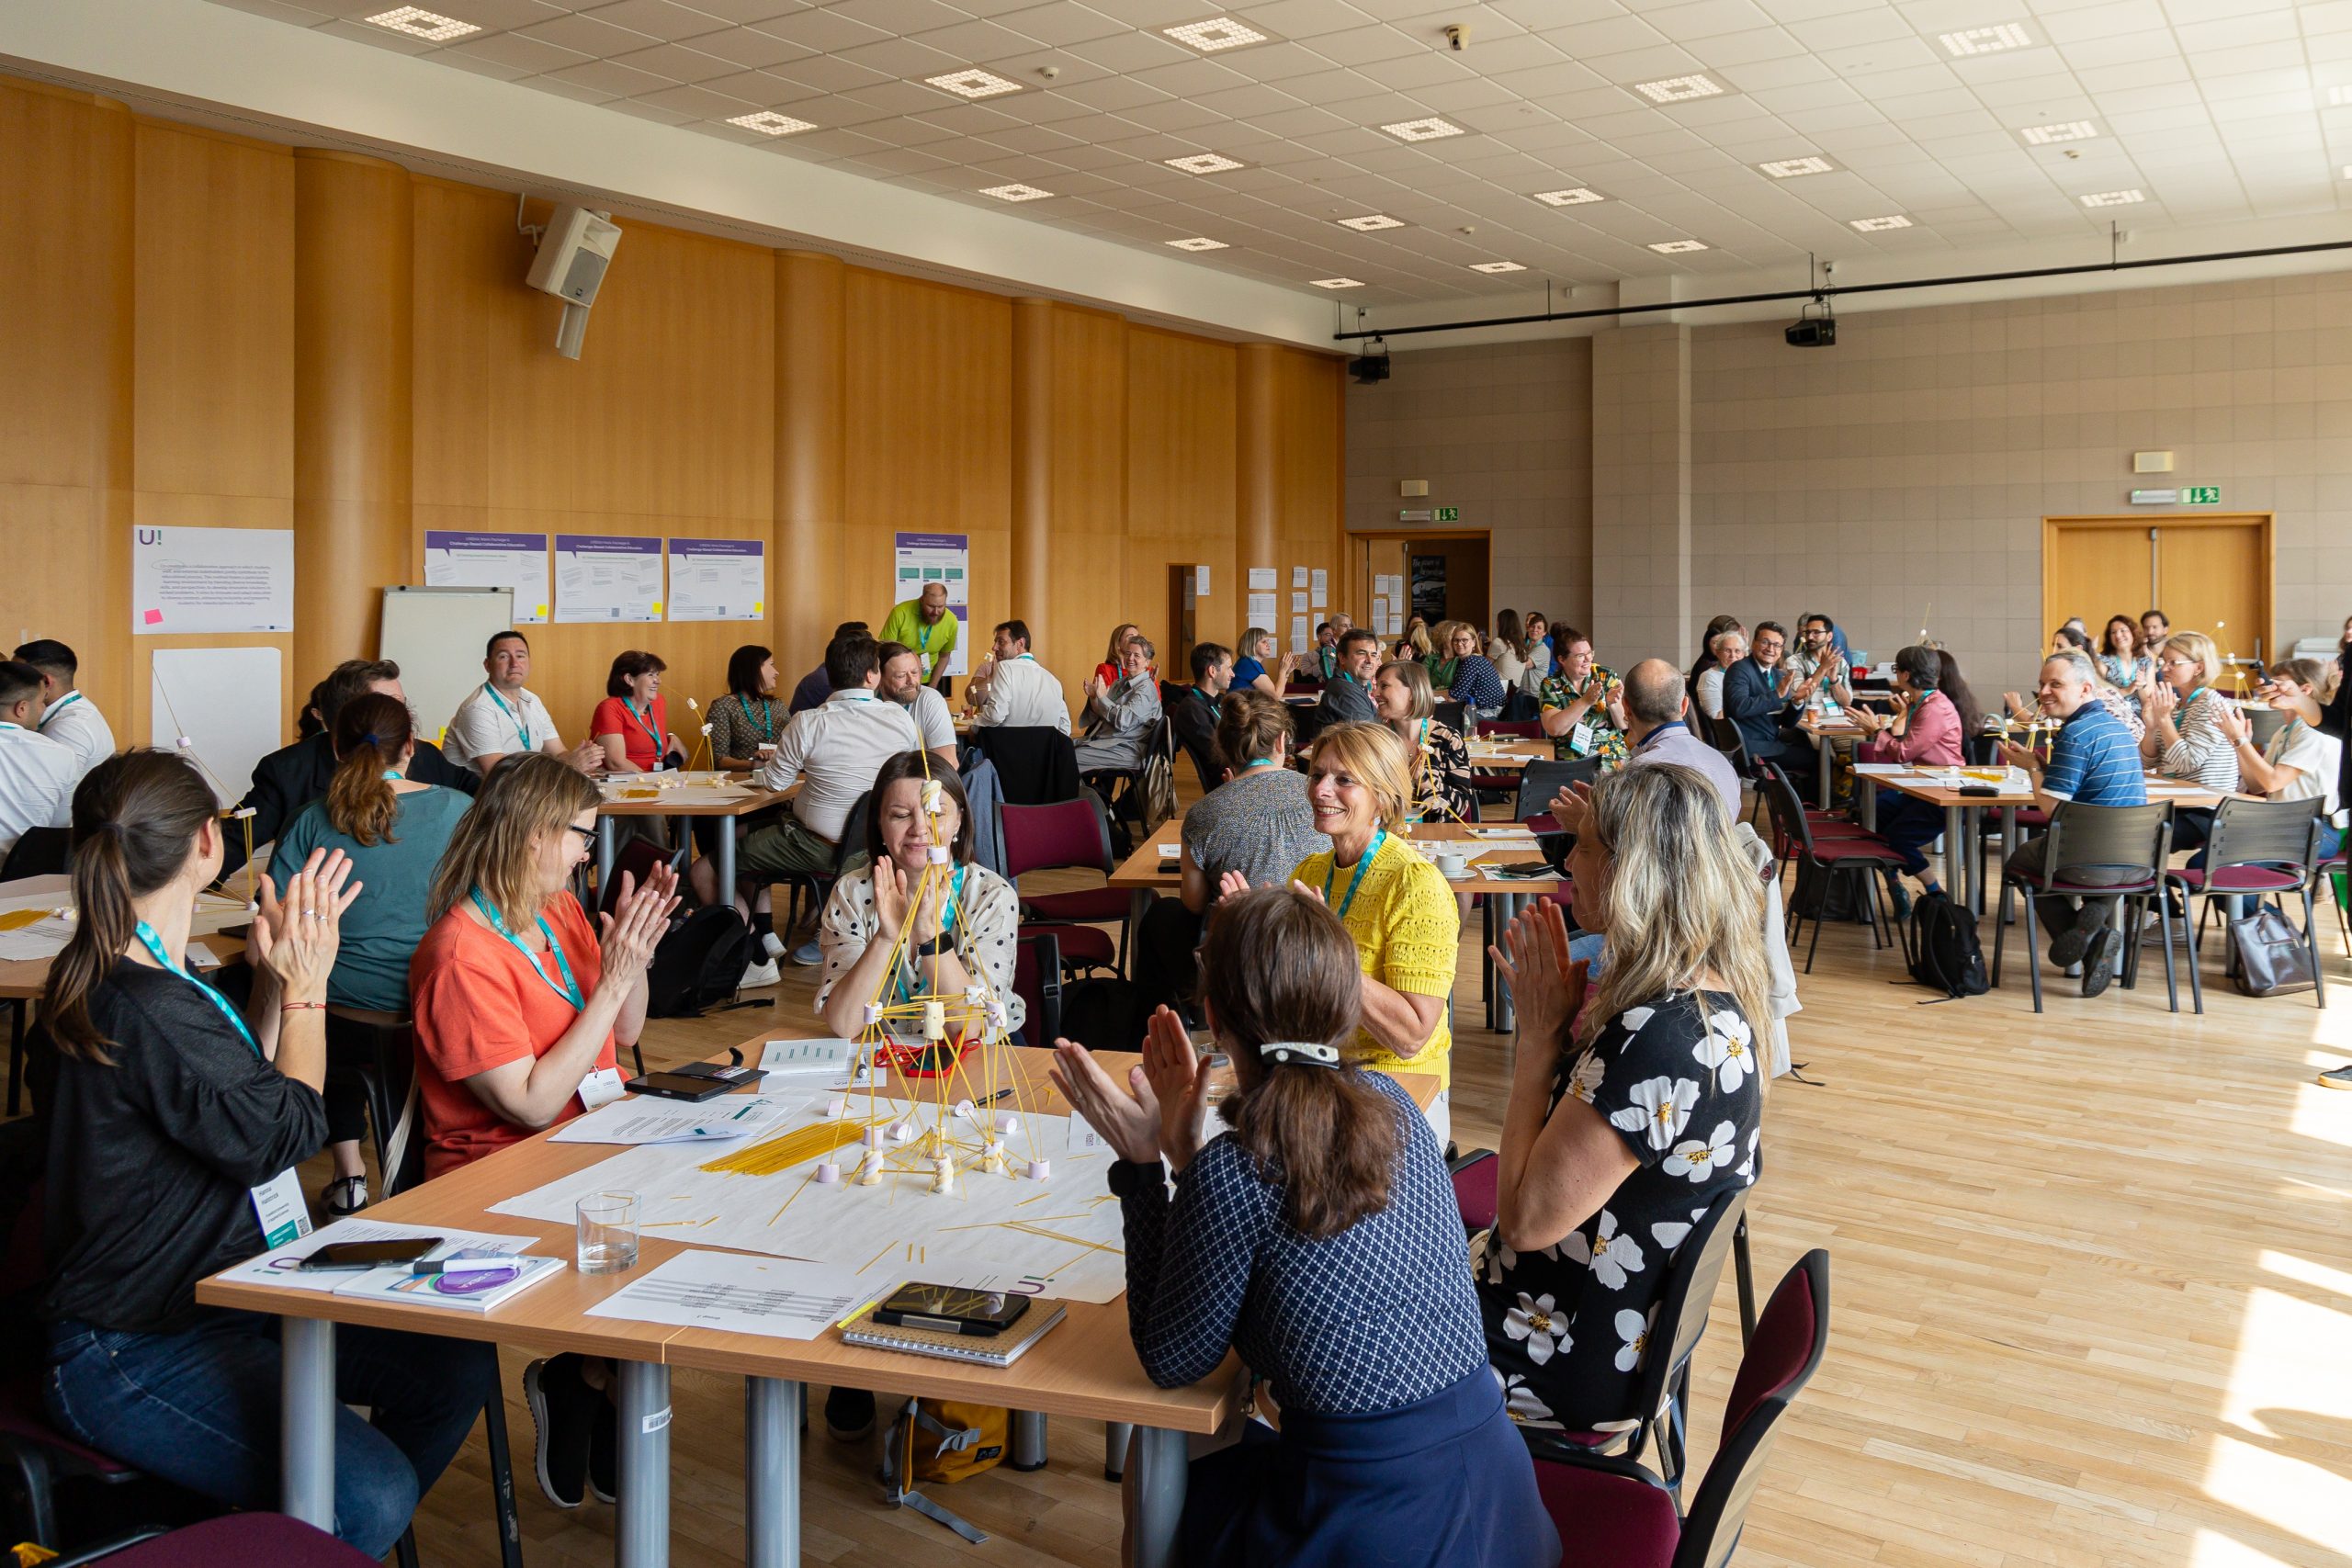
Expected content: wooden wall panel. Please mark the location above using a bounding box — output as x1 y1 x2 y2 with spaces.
131 120 296 753
842 270 1011 687
1045 305 1127 710
0 78 132 719
1274 347 1343 633
1126 327 1238 665
411 181 775 744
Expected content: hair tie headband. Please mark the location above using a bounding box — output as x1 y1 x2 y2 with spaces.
1257 1041 1340 1067
361 732 379 746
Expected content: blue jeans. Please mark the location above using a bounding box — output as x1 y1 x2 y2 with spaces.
45 1310 496 1557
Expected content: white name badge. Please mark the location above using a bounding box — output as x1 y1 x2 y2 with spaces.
1569 719 1596 755
579 1066 627 1111
250 1168 312 1249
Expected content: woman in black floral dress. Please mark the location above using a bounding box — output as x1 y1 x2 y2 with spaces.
1476 762 1770 1431
1372 659 1474 823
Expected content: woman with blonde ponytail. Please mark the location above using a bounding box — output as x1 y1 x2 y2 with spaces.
38 750 493 1559
267 691 471 1214
1479 762 1770 1432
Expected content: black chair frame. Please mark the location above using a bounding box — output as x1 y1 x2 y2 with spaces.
1988 800 2177 1013
2165 796 2331 1013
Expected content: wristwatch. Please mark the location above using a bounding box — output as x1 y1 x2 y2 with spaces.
1106 1158 1164 1200
913 931 954 958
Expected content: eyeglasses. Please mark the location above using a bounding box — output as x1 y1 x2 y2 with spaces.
566 824 597 846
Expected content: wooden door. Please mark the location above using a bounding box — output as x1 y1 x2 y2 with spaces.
2042 514 2272 660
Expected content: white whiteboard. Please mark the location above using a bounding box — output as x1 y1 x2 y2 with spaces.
150 647 283 806
379 586 514 749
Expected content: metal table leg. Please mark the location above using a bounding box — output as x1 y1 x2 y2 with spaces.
1011 1410 1047 1472
1961 806 1984 916
616 1359 672 1568
280 1316 335 1531
744 1377 798 1568
717 813 739 900
1127 1426 1189 1568
1860 782 1877 833
1102 1421 1133 1482
1815 735 1834 810
1944 804 1971 914
1998 807 2018 923
1490 891 1524 1034
596 817 618 900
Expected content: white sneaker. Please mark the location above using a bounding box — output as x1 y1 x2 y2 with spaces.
740 957 782 989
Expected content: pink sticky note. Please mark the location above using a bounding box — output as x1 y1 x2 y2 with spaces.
141 608 163 626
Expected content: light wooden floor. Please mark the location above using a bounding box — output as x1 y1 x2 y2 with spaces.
398 833 2352 1568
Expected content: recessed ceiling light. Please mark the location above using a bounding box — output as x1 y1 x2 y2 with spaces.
1648 239 1709 254
1469 261 1526 273
1532 187 1605 206
2080 188 2143 207
1167 236 1229 251
927 68 1022 99
1163 17 1267 52
1849 214 1913 231
1338 214 1405 231
1939 22 2030 56
2020 120 2097 144
1310 277 1364 289
728 110 815 137
365 6 477 40
979 183 1053 201
1165 152 1243 175
2328 86 2352 106
1380 117 1465 142
1758 156 1834 177
2341 164 2352 179
1633 74 1724 104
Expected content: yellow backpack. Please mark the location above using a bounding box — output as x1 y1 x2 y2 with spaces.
883 1399 1010 1544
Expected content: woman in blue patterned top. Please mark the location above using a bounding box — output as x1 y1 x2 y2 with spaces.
1051 888 1555 1568
1441 620 1508 716
1480 763 1769 1432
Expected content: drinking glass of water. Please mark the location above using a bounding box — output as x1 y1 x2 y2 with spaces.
576 1190 639 1275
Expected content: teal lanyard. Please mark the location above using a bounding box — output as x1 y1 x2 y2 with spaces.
892 866 965 1004
484 685 533 750
625 698 662 752
1324 830 1386 920
382 769 403 781
1199 688 1220 724
469 889 584 1009
39 693 80 730
747 697 774 740
133 919 258 1056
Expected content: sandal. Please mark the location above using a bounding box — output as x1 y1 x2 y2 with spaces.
323 1175 369 1216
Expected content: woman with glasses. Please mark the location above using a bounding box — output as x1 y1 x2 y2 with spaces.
2142 629 2242 852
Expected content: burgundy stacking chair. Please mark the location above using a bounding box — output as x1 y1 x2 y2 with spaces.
46 1514 380 1568
999 795 1149 977
1755 765 1904 972
2163 795 2331 1012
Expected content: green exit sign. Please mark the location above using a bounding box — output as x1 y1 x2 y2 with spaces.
2184 486 2220 504
1435 506 1461 522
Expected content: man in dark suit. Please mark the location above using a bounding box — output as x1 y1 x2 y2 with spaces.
217 658 478 882
1721 620 1815 794
1316 628 1382 728
1168 641 1232 790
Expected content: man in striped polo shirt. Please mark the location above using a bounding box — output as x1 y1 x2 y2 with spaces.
1998 649 2149 997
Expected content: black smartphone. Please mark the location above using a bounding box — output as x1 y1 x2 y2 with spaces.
663 1061 764 1088
623 1071 737 1102
875 1282 1031 1337
297 1236 442 1271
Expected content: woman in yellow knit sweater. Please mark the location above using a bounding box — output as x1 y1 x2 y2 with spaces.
1287 722 1460 1145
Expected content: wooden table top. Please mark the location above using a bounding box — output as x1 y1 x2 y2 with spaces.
1 876 251 1000
594 774 794 818
1107 818 1567 893
193 1030 1453 1434
1862 768 2237 809
1462 737 1551 771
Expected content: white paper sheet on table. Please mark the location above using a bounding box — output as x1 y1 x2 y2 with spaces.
551 1096 790 1145
492 1090 1125 1302
1852 763 1917 777
0 917 74 961
215 1219 542 1296
756 1037 873 1089
584 1251 876 1339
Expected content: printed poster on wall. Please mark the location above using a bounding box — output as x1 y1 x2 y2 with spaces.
424 531 551 624
131 526 294 635
892 532 970 677
554 534 663 623
667 537 765 622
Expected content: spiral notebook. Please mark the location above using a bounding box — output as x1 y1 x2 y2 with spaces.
842 1303 1068 1368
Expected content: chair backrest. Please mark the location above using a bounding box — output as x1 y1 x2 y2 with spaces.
1433 699 1467 734
1011 930 1061 1045
831 790 874 873
2038 801 2173 886
975 727 1081 807
2245 705 2290 749
998 795 1116 883
1624 1185 1749 1460
2202 795 2325 872
599 837 675 915
0 827 70 883
1753 762 1814 860
330 1010 424 1198
1290 702 1329 752
1673 1250 1832 1568
1515 758 1603 822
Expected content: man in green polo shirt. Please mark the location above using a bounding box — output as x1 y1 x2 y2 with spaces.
879 581 959 686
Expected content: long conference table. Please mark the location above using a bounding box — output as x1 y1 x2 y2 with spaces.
197 1029 1436 1568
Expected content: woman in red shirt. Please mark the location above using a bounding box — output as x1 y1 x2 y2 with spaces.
1849 643 1964 908
590 650 682 773
409 752 678 1510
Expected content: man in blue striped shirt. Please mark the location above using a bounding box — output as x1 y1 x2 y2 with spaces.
1997 649 2149 996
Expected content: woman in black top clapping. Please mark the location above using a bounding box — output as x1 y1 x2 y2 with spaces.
37 750 495 1558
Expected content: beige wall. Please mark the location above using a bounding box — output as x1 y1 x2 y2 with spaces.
1344 338 1593 637
1346 272 2352 700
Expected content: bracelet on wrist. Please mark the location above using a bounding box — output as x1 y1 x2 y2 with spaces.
281 1000 327 1013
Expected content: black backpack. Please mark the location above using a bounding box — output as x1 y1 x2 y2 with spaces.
645 906 756 1018
1904 891 1988 1001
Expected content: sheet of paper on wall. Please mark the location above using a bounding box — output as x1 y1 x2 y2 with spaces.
1291 616 1310 653
666 537 765 622
553 534 664 623
1311 570 1328 603
1291 566 1307 587
1248 567 1276 592
892 532 971 676
424 530 551 624
1291 591 1307 613
131 525 294 635
151 647 284 807
1194 565 1210 595
1247 592 1277 626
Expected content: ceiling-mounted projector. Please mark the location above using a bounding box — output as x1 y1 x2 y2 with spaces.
1351 336 1392 384
525 205 622 360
